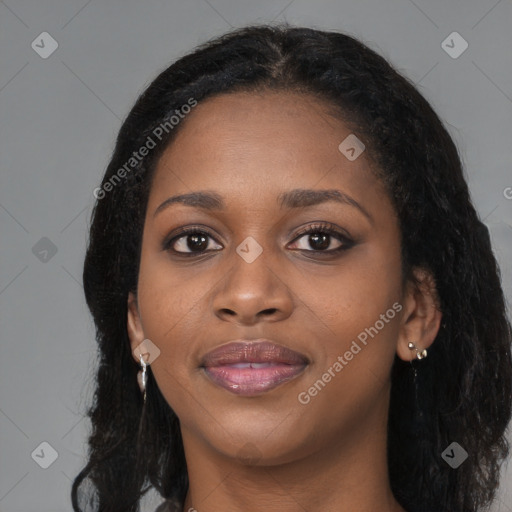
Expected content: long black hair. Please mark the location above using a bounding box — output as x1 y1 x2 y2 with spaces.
74 24 512 512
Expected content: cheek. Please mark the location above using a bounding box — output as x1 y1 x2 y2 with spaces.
136 261 208 414
294 246 403 348
137 275 196 339
293 266 401 442
135 250 210 372
300 251 402 413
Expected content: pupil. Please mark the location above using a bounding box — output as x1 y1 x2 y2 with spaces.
187 234 208 251
310 233 329 250
184 233 332 252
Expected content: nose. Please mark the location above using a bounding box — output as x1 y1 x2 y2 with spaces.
212 251 294 326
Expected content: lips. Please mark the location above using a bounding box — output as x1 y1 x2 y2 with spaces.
200 339 309 396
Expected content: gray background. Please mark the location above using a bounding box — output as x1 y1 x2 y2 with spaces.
1 0 511 511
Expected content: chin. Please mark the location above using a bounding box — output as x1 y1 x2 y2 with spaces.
197 415 315 466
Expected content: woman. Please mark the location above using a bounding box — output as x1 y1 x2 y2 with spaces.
73 25 512 512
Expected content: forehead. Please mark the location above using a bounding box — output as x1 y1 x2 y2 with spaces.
148 91 383 212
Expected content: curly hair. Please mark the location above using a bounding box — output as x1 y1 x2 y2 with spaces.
73 24 512 512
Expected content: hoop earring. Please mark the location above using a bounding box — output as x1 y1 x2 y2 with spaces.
408 341 427 360
137 354 147 403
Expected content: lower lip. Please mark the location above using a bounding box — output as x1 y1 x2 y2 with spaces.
203 363 307 395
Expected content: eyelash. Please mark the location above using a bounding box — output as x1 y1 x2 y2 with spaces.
162 222 354 258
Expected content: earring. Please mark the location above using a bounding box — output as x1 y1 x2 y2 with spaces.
137 354 147 403
408 342 427 360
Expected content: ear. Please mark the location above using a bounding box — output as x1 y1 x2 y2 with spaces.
396 267 443 362
127 291 145 363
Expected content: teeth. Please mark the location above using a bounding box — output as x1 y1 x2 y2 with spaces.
228 362 275 369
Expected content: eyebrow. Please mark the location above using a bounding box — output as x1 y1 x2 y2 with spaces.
153 188 372 222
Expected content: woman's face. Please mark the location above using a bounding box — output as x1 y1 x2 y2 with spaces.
128 90 410 464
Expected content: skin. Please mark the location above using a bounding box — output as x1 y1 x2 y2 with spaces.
127 91 442 512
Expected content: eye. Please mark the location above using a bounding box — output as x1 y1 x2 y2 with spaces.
162 222 354 258
163 227 222 255
288 222 354 253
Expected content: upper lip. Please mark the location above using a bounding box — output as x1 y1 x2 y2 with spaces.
200 339 309 367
